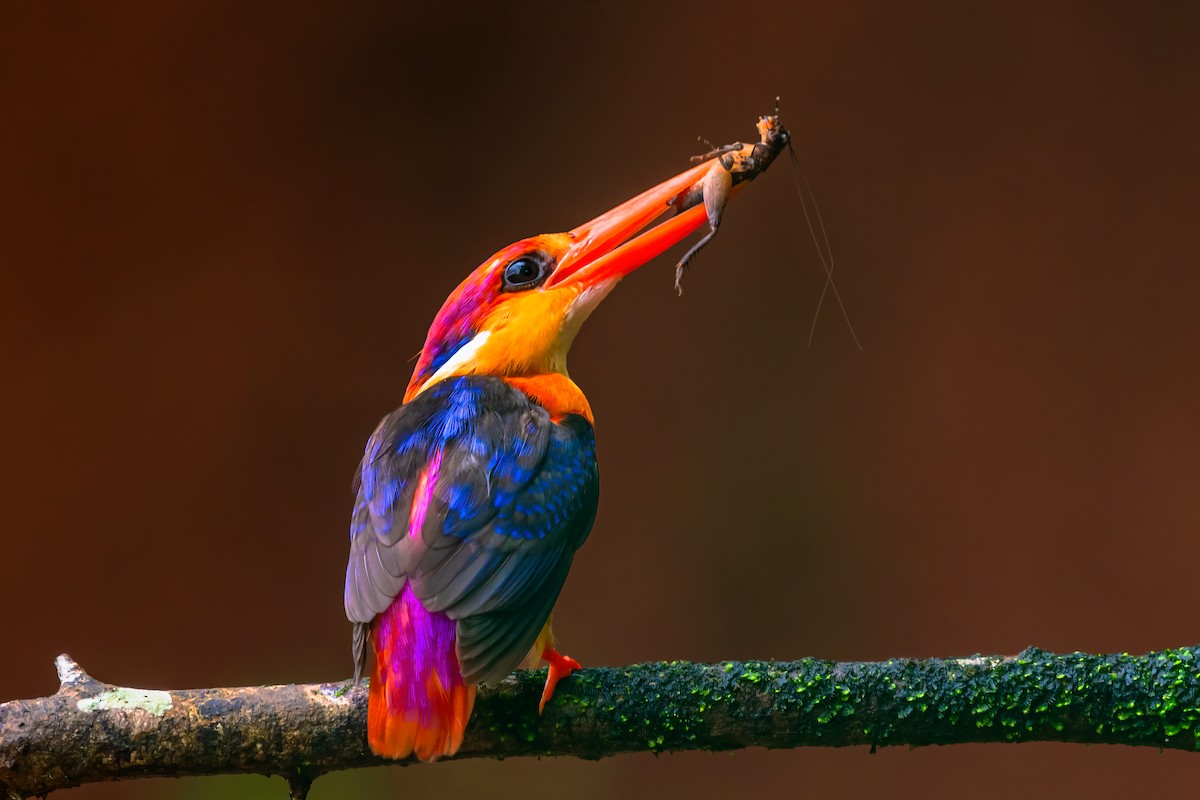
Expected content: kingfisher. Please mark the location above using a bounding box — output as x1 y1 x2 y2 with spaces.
344 113 788 761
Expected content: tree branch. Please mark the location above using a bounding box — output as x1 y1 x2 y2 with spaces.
2 647 1198 798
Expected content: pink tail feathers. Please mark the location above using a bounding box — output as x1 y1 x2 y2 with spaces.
368 586 476 761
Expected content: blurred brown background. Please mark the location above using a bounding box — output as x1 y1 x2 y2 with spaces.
2 2 1198 797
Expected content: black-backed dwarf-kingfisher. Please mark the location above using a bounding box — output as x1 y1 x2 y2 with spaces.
344 111 789 761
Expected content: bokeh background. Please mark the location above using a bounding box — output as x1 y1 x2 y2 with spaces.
3 2 1198 797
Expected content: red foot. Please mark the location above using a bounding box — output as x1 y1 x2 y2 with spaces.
539 647 581 714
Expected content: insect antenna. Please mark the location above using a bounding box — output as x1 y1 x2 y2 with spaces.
787 141 862 350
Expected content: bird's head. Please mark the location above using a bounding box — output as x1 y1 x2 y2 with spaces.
404 159 717 401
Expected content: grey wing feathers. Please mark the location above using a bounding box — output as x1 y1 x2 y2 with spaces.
343 376 599 686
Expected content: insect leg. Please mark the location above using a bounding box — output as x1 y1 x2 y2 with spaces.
674 163 733 294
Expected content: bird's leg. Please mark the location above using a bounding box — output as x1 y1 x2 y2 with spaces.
538 647 582 713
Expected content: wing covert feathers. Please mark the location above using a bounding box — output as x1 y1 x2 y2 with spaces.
346 375 598 758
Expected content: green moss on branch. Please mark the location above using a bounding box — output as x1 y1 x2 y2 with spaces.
2 647 1198 798
514 648 1200 756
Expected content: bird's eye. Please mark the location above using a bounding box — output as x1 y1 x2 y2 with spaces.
501 255 550 291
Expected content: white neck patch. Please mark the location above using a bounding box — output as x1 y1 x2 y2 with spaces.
422 330 491 391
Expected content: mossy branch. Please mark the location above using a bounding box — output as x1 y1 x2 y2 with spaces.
2 647 1199 798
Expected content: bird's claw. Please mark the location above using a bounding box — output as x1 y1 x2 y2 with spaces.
538 647 581 714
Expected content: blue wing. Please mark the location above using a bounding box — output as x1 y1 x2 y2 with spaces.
344 375 599 685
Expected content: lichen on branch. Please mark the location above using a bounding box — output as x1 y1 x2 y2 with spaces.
2 647 1198 798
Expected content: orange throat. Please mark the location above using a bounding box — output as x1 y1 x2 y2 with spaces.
502 373 594 423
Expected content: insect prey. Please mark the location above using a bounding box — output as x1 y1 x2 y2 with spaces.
670 107 790 294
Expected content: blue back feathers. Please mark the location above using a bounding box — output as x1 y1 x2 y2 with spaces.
345 375 599 685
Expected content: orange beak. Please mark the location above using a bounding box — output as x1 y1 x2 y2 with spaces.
545 160 716 290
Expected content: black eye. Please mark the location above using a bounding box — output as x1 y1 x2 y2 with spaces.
501 255 550 291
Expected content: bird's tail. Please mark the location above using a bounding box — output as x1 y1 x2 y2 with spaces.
368 585 476 761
